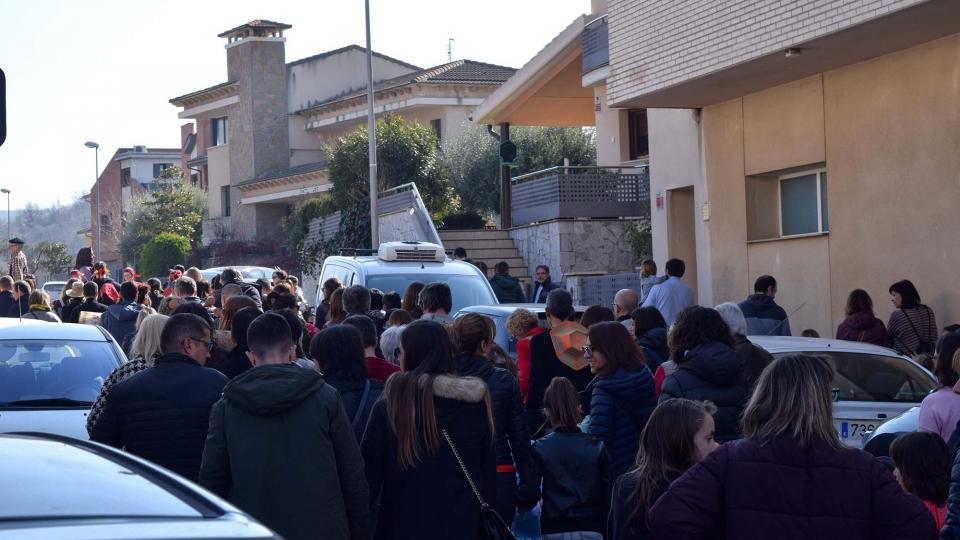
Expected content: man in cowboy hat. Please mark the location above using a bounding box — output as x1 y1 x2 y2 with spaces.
8 238 28 283
61 280 86 323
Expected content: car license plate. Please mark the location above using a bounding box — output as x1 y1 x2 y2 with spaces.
839 421 877 440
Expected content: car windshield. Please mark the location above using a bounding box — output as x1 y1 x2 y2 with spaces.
0 437 203 519
773 351 936 402
366 274 497 314
0 340 120 406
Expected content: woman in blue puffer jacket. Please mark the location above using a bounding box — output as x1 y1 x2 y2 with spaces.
586 322 658 477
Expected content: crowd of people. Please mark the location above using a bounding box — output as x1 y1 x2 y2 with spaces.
8 236 960 539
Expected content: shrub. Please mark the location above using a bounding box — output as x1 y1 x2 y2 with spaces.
140 233 191 278
440 212 488 230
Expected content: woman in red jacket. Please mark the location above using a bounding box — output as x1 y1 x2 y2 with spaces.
649 353 936 540
507 308 545 404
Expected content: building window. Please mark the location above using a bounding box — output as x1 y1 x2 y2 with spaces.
190 173 198 186
779 169 828 236
627 109 648 160
153 163 173 178
212 117 229 146
101 214 112 233
430 119 442 147
221 186 231 217
120 168 131 187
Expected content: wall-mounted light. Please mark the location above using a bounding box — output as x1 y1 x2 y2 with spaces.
785 48 802 58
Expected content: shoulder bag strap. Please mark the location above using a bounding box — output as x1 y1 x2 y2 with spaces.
351 380 371 431
441 428 488 509
901 308 927 348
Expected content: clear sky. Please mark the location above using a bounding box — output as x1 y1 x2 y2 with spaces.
0 0 589 209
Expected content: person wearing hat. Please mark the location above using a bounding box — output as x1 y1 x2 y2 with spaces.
61 280 86 323
525 289 592 436
122 267 141 283
8 238 28 283
67 281 109 324
163 269 183 297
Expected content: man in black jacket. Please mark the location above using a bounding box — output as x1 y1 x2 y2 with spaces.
489 261 525 304
67 282 108 323
91 314 226 481
200 313 369 540
220 268 262 309
8 280 30 318
0 276 14 318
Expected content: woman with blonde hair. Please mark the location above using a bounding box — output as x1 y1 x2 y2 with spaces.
649 354 935 539
22 290 61 322
506 307 545 403
86 314 170 437
361 320 496 540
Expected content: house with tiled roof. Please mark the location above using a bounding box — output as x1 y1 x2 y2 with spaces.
169 20 515 244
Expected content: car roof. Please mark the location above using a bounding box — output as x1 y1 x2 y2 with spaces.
326 256 484 276
749 336 904 357
458 303 589 316
0 319 110 342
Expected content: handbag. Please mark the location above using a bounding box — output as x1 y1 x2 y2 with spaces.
441 429 516 540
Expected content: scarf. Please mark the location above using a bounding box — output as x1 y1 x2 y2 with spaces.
29 304 51 312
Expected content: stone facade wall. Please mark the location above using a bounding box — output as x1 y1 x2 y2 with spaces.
509 219 639 280
607 0 924 106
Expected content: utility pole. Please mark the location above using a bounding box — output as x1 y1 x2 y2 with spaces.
447 38 455 62
364 0 379 249
0 189 9 240
85 141 100 259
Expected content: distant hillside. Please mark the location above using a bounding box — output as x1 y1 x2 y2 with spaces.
1 198 91 262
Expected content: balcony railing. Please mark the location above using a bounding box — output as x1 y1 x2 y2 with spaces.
582 15 609 74
511 165 650 227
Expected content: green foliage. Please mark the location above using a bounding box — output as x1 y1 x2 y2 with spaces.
120 169 205 263
32 241 72 279
287 196 335 252
625 208 653 262
327 114 457 220
444 125 597 215
439 211 488 230
140 233 191 278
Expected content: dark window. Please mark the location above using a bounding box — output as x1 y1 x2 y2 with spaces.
221 186 231 217
152 163 172 178
212 117 228 146
190 173 198 186
627 109 648 160
120 168 131 187
101 214 112 233
430 119 442 147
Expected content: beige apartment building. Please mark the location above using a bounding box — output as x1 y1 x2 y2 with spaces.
170 20 514 244
607 0 960 335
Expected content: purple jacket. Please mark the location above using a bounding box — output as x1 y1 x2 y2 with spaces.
836 312 891 348
649 434 935 540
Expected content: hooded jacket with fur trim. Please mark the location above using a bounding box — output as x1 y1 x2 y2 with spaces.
361 373 496 540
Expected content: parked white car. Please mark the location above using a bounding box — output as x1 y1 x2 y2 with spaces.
0 432 277 539
0 319 126 440
750 336 936 449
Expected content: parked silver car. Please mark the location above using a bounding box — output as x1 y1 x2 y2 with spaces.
750 336 937 449
455 304 588 357
0 432 277 539
0 319 126 440
201 266 275 284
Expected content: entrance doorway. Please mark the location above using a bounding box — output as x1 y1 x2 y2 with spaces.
667 187 698 299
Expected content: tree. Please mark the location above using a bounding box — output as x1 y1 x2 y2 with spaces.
139 233 191 278
32 241 72 281
119 167 205 263
444 125 597 216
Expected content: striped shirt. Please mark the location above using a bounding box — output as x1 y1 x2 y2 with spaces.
888 305 938 356
9 251 27 282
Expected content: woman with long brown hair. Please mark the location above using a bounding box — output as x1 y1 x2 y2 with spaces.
325 287 346 328
608 398 717 540
361 320 495 540
401 281 425 319
585 322 658 477
452 313 529 525
650 354 935 539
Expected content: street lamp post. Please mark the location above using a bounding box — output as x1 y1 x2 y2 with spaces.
84 141 100 260
364 0 379 249
0 189 9 240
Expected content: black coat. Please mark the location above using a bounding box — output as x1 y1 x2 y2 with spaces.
489 274 525 304
588 367 657 477
608 469 680 540
200 364 369 540
456 354 530 471
226 280 263 309
208 345 253 380
649 434 936 540
944 448 960 539
325 376 384 443
517 427 612 535
7 296 28 318
526 331 594 434
67 298 108 323
637 327 669 372
60 297 82 323
0 290 13 318
735 334 774 390
90 353 227 481
659 341 747 443
361 375 495 540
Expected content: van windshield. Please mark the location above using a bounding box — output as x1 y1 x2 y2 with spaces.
366 274 497 313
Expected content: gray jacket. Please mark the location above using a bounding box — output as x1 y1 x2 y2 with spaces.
22 310 61 323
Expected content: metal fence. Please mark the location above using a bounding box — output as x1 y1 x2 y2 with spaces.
577 272 642 308
511 165 650 227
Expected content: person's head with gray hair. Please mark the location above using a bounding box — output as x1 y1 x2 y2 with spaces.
174 276 197 297
715 302 749 337
221 283 242 304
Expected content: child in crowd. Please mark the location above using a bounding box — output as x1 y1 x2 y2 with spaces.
607 399 719 540
890 432 951 529
517 377 612 540
801 328 821 338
